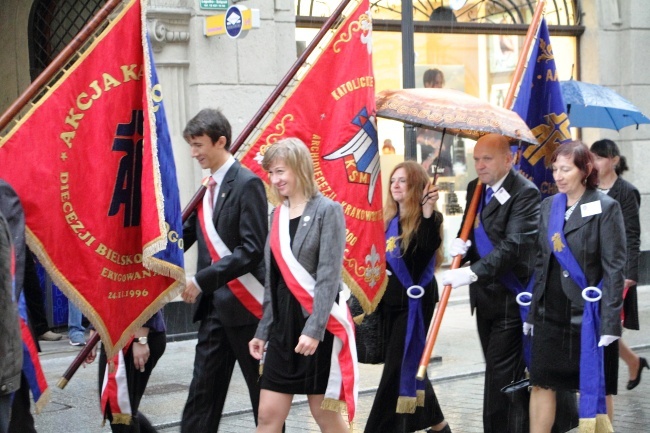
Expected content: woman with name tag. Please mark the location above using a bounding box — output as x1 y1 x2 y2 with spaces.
249 138 356 433
364 161 451 433
526 141 626 433
591 139 646 399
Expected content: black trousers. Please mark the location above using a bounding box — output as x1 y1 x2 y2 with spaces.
98 331 166 433
180 316 260 433
476 300 529 433
7 373 36 433
23 249 50 337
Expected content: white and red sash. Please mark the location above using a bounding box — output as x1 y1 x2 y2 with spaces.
270 204 358 423
197 185 263 318
100 339 133 426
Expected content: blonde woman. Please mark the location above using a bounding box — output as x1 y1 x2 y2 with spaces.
249 138 356 433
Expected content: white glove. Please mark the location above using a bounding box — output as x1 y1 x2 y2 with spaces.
441 267 476 289
450 238 472 258
598 335 620 347
523 322 534 336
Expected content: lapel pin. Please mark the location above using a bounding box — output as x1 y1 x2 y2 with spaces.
304 216 311 222
221 193 226 197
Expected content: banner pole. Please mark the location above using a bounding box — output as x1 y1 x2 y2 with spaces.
0 0 123 132
417 0 547 381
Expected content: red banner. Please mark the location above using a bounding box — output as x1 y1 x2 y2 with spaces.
0 0 184 357
236 0 385 312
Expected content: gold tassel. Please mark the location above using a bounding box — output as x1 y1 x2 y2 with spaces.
111 413 132 425
33 388 51 414
321 398 346 413
595 414 613 433
396 396 417 414
416 389 425 407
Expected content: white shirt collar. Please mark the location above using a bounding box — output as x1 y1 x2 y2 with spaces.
488 172 509 192
211 155 236 186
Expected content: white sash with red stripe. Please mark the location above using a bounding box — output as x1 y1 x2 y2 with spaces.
197 189 263 318
270 204 358 423
100 341 132 425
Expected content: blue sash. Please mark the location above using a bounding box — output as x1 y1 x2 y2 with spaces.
548 194 609 431
385 216 436 413
473 187 534 366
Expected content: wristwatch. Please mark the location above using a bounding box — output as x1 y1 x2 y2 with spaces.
135 336 148 345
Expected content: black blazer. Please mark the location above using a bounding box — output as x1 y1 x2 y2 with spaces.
183 160 268 326
606 177 640 282
529 188 627 336
460 169 541 312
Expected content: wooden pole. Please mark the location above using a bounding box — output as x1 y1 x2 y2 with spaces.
0 0 123 132
416 0 547 381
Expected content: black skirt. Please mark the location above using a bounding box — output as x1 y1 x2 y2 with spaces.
530 257 618 394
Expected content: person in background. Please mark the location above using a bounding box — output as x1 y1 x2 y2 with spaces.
365 161 451 433
526 141 626 433
249 138 355 433
591 139 644 409
382 138 396 155
68 301 86 346
86 312 166 433
423 68 445 89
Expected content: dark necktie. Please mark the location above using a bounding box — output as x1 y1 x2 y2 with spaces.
485 186 494 205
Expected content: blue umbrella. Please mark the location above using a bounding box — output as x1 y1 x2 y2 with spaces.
560 80 650 130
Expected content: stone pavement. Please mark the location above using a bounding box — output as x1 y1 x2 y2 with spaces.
32 285 650 432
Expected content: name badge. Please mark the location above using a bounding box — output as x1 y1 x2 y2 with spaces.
581 200 602 217
494 187 511 205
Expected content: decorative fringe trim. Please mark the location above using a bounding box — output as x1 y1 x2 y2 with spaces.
110 413 132 425
342 270 387 315
595 414 614 433
396 396 417 414
579 415 613 433
33 388 51 414
26 227 184 359
416 389 425 407
321 397 346 414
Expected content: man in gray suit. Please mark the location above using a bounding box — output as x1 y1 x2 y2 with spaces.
442 134 540 433
180 109 268 431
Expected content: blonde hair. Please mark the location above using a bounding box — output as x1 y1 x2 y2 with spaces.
384 161 443 265
262 137 320 204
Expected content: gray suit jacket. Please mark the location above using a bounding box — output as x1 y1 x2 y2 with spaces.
255 193 346 342
529 188 626 336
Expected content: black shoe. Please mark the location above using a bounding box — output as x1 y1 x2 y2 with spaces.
627 357 649 390
426 424 452 433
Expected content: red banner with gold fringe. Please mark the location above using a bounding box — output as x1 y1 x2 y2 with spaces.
236 0 385 312
0 0 184 357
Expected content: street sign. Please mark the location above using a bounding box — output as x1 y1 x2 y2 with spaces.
225 5 244 38
200 0 228 11
204 6 260 38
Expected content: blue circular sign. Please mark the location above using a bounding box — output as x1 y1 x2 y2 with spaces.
225 6 243 38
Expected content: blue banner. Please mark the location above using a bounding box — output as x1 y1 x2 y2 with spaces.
512 19 571 198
